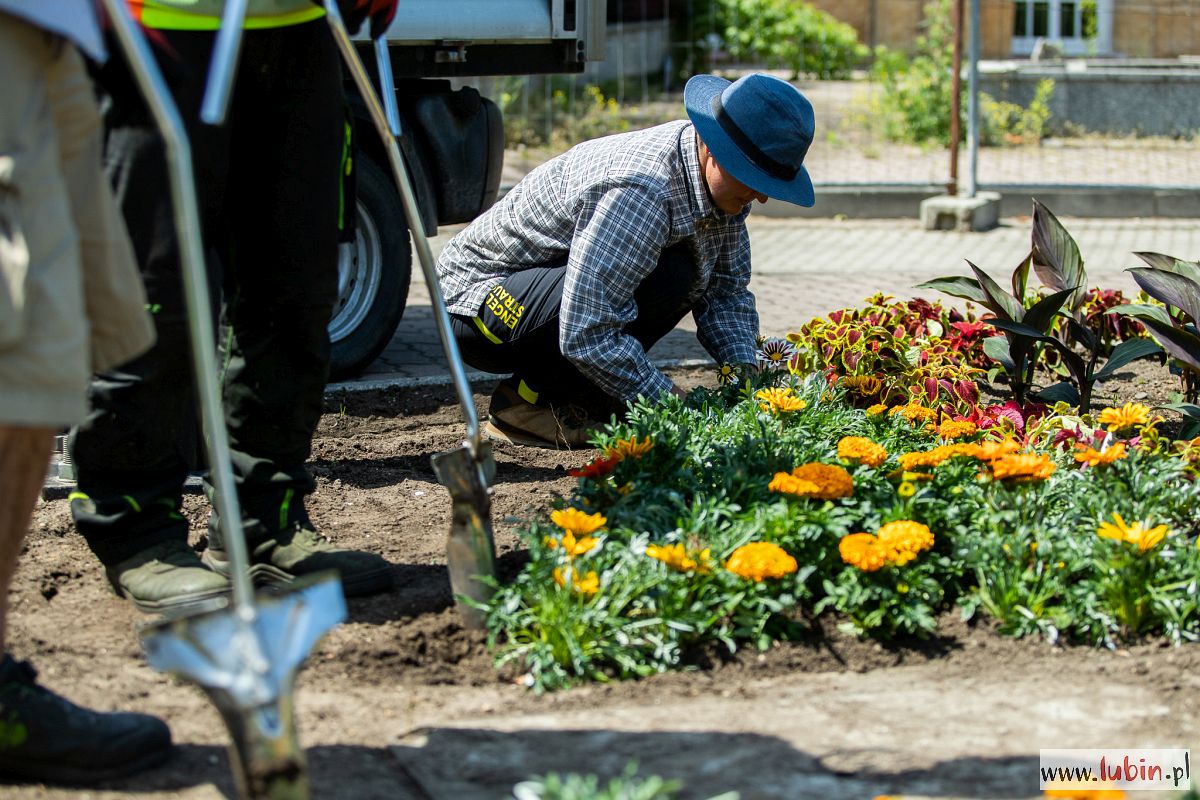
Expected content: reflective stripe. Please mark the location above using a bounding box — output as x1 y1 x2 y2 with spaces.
67 491 90 502
472 316 503 345
124 495 143 513
133 2 324 30
517 380 539 405
279 487 294 531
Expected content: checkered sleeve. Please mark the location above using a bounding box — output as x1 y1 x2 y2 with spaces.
693 222 759 366
558 182 676 403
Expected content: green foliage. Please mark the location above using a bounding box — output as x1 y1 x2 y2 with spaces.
719 0 867 79
870 0 1054 147
513 762 706 800
869 0 958 146
480 354 1200 689
980 79 1055 146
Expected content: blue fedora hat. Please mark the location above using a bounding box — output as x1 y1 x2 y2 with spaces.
684 73 815 207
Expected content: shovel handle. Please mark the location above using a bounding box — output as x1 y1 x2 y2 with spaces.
325 6 486 464
199 0 250 125
100 0 257 613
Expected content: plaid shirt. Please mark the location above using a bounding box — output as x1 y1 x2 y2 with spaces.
437 120 759 402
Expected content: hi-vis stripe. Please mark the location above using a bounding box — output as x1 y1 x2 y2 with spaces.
131 0 325 30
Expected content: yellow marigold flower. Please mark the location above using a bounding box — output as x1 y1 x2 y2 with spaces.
725 541 798 582
972 437 1022 463
837 436 888 468
1074 442 1127 467
990 453 1056 483
938 419 978 439
645 542 711 573
838 532 888 572
841 375 882 396
790 462 855 500
558 531 599 558
756 387 807 414
550 507 607 537
604 435 653 460
553 566 599 596
898 481 916 498
768 472 820 496
866 403 889 417
1096 512 1170 553
543 536 558 549
1097 401 1152 432
876 520 935 566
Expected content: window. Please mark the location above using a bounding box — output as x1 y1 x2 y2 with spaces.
1012 0 1099 56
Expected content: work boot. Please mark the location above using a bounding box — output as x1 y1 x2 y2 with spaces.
203 520 394 598
0 654 172 785
485 381 597 449
106 539 230 614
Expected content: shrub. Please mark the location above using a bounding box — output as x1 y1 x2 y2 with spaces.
720 0 867 79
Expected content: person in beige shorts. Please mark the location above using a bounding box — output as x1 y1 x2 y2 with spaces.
0 3 173 784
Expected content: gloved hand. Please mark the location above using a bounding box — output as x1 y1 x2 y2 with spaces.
318 0 398 39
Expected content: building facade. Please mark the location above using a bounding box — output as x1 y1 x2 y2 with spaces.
808 0 1199 59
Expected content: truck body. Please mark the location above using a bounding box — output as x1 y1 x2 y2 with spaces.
330 0 607 378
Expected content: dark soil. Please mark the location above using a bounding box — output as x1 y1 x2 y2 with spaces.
9 361 1197 799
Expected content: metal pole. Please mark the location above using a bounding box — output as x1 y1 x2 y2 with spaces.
947 0 963 196
966 0 981 198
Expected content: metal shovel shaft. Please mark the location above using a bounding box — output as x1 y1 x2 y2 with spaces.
199 0 250 125
100 0 256 614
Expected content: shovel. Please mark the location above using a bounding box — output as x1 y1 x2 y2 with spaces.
324 4 498 629
99 3 345 797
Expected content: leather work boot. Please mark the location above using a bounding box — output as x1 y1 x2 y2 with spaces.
106 539 230 614
484 381 597 449
203 521 394 598
0 655 172 785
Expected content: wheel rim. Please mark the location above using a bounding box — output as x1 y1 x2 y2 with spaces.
330 200 383 344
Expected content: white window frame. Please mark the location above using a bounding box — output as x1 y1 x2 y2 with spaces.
1011 0 1111 57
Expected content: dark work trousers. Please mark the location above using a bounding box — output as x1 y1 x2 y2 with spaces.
451 242 697 419
69 21 344 564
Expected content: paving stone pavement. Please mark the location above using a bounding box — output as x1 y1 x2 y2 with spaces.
332 214 1200 392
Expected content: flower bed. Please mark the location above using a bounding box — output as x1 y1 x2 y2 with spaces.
479 207 1200 691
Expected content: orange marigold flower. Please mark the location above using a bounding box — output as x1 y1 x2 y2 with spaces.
889 403 937 425
837 436 888 467
938 419 978 439
1096 512 1170 553
768 472 821 497
550 507 606 538
866 403 889 417
989 453 1056 482
756 387 807 414
876 520 935 566
568 454 622 479
1097 401 1152 432
645 542 711 574
1074 442 1127 467
604 435 653 460
725 541 798 582
789 462 855 500
972 438 1022 463
838 533 888 572
897 443 976 472
553 566 599 595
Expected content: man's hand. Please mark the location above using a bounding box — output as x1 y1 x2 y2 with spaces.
669 384 689 401
320 0 398 38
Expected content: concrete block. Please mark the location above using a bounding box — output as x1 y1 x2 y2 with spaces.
919 192 1002 232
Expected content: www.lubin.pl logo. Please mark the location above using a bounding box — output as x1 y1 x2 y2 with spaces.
1040 748 1192 789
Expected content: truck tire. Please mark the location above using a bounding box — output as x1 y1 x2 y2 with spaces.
329 154 411 380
